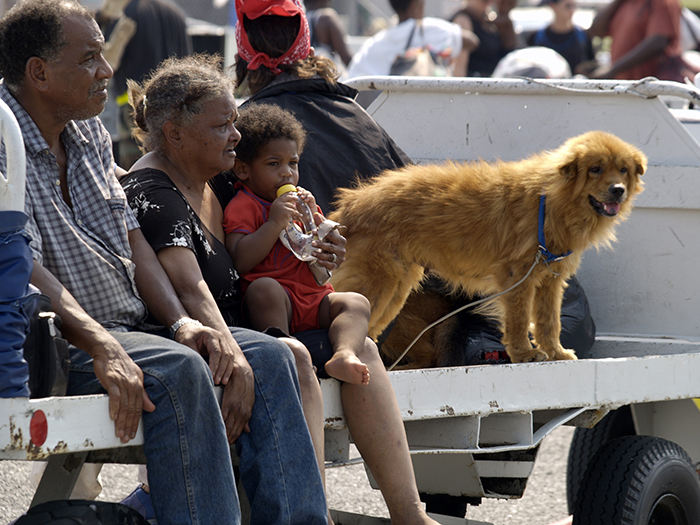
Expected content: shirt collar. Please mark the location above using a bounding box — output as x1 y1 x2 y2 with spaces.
0 83 91 158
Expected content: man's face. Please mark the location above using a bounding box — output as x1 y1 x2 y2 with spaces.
44 14 113 122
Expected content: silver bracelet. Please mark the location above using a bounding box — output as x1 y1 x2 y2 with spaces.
170 316 203 337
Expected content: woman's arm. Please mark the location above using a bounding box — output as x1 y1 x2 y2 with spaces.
452 13 479 76
154 244 255 443
316 8 354 66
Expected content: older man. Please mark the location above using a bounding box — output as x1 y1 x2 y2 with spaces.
0 0 327 523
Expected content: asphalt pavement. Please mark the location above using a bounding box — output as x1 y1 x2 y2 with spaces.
0 426 574 525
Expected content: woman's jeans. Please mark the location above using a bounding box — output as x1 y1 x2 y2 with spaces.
67 327 328 525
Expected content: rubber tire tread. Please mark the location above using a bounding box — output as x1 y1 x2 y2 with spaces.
566 405 635 512
572 435 700 525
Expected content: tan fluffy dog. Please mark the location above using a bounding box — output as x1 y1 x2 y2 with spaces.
329 131 646 363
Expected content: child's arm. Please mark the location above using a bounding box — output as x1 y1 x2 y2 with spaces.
226 193 300 274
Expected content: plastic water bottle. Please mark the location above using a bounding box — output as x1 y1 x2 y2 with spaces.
276 184 333 285
276 184 317 261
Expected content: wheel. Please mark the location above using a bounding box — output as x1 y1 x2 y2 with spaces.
572 436 700 525
420 493 468 518
566 405 635 512
15 500 148 524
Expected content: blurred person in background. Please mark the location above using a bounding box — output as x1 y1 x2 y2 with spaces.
96 0 192 168
347 0 479 78
306 0 353 67
450 0 517 77
527 0 596 75
587 0 697 80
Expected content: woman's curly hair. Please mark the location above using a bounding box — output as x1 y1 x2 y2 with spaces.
128 53 236 153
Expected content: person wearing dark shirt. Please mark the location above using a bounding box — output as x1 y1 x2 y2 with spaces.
98 0 192 167
527 0 596 75
451 0 517 77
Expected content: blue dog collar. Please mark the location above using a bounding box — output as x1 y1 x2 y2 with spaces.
538 194 572 263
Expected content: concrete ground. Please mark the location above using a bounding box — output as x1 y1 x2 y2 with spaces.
0 426 574 525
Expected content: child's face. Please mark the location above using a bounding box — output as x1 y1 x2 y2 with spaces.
235 138 300 202
551 0 576 17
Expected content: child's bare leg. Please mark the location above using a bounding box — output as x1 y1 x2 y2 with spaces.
244 278 292 333
319 292 370 385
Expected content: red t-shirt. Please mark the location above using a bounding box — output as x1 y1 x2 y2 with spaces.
223 183 334 332
608 0 682 80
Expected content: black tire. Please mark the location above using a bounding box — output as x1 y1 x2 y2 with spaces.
566 405 636 512
420 493 468 518
572 436 700 525
15 500 148 524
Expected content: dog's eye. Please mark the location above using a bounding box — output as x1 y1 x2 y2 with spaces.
620 167 628 174
589 166 601 174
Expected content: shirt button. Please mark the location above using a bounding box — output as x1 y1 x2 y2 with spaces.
55 179 60 186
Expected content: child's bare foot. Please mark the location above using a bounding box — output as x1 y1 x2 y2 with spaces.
325 351 370 385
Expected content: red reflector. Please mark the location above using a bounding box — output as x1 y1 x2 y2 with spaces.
30 410 48 447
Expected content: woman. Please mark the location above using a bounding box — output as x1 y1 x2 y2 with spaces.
234 1 441 524
450 0 517 77
120 54 332 524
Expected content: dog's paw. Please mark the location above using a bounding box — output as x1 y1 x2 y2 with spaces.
549 347 578 361
509 348 548 363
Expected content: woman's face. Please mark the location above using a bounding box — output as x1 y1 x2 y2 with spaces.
179 93 241 175
237 138 300 202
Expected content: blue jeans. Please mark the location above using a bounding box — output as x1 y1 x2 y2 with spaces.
67 327 327 525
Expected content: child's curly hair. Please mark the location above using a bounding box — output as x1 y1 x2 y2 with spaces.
235 103 307 164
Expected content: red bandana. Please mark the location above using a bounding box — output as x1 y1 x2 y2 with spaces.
235 0 311 74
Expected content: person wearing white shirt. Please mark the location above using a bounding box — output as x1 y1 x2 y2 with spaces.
347 0 479 78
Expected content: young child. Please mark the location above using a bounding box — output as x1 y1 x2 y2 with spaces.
224 103 370 386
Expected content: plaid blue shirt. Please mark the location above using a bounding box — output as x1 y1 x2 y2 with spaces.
0 84 147 330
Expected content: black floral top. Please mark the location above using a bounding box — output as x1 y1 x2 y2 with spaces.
121 168 242 326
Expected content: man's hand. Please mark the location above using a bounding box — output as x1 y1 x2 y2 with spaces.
220 357 255 444
89 335 155 443
175 323 237 385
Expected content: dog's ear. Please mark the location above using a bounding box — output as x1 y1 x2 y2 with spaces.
558 150 579 178
633 151 647 177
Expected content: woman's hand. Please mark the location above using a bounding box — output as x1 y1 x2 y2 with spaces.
312 212 346 270
175 323 237 385
220 356 255 443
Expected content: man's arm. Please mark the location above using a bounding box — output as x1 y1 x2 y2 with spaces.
588 0 627 38
589 35 669 78
30 262 155 443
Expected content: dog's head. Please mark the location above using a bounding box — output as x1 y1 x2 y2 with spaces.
557 131 646 219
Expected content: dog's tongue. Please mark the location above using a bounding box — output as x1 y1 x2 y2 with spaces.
604 202 620 215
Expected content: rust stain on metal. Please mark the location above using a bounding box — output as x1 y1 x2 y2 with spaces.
440 405 455 416
83 439 94 448
26 441 46 460
10 422 23 448
489 400 500 408
325 417 344 423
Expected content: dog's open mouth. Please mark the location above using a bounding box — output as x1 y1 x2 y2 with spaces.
589 196 620 217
